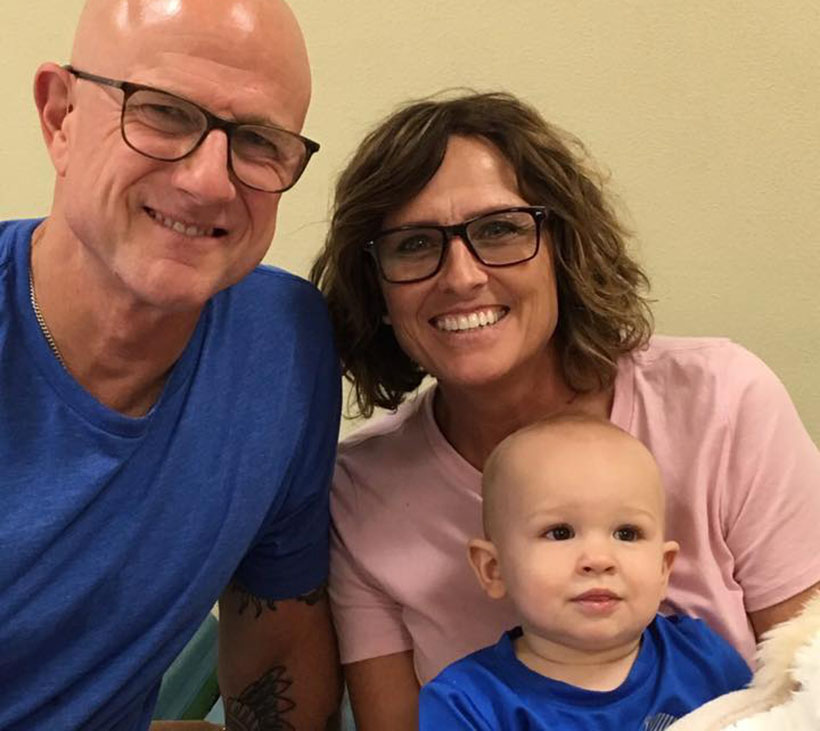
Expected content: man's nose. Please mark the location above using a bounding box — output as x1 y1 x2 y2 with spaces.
171 130 237 203
435 237 488 294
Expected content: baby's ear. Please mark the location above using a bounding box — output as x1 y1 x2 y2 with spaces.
661 540 679 587
468 538 507 600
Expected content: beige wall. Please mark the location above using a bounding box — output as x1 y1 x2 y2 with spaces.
3 1 818 442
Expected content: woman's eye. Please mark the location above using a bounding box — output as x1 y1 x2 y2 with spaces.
475 220 520 239
395 235 436 254
614 526 642 542
543 524 574 541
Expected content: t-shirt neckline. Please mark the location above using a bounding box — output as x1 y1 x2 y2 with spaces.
418 358 638 487
12 218 209 439
492 623 655 707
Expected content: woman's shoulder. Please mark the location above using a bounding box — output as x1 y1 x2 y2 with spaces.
627 335 781 397
337 387 435 462
618 335 795 445
332 387 441 516
633 335 757 367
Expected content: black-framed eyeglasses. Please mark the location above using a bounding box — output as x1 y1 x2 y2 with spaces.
364 206 549 284
64 65 320 194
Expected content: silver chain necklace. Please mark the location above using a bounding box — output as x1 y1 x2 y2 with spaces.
28 261 67 369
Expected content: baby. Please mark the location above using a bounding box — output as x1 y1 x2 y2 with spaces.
420 414 752 730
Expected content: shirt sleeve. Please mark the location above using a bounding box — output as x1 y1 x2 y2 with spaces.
419 678 494 731
720 346 820 613
234 293 342 600
329 460 415 665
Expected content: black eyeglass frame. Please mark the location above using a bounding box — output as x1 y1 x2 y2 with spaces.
364 205 550 284
63 65 320 194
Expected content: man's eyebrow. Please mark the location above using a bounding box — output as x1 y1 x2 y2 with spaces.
147 84 283 129
235 113 280 128
199 104 279 128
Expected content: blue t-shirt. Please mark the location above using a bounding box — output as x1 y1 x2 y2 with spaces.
420 615 752 730
0 219 341 730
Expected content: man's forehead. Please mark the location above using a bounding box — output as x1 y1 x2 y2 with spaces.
72 0 311 126
132 62 289 126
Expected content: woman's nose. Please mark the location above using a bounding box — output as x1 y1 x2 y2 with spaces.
435 236 488 294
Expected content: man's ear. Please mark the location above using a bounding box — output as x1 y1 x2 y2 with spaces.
468 538 507 600
34 63 75 177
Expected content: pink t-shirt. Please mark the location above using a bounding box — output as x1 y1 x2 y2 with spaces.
329 336 820 683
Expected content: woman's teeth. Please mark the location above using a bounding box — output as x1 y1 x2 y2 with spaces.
434 308 506 332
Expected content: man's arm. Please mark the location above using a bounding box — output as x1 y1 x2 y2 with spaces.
217 581 342 731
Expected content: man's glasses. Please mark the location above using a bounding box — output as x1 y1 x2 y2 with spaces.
65 66 319 194
364 206 548 284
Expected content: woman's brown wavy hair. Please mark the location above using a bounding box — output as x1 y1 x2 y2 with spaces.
310 91 653 418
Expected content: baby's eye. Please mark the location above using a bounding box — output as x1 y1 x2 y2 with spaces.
543 524 574 541
614 525 643 542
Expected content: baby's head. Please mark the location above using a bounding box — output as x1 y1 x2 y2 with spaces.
469 414 679 656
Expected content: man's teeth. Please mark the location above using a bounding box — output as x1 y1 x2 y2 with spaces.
148 208 214 237
435 309 506 332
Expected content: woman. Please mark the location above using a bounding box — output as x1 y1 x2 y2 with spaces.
310 92 820 730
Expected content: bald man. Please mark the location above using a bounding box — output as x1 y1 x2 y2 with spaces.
0 1 341 729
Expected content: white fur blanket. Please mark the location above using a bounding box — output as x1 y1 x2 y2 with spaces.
667 592 820 730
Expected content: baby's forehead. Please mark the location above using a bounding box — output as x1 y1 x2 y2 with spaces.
518 419 652 468
483 420 665 525
515 489 663 521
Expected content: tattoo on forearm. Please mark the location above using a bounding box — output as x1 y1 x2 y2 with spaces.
231 581 278 619
230 581 327 618
225 666 296 731
297 583 327 607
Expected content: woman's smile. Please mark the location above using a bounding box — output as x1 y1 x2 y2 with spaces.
431 306 509 333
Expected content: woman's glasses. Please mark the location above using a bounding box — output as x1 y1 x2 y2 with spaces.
364 206 548 284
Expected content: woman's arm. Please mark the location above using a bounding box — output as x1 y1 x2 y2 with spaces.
749 581 820 640
718 347 820 641
345 650 420 731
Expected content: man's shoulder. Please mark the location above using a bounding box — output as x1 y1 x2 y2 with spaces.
0 221 13 265
212 264 334 352
0 219 38 270
229 263 328 315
